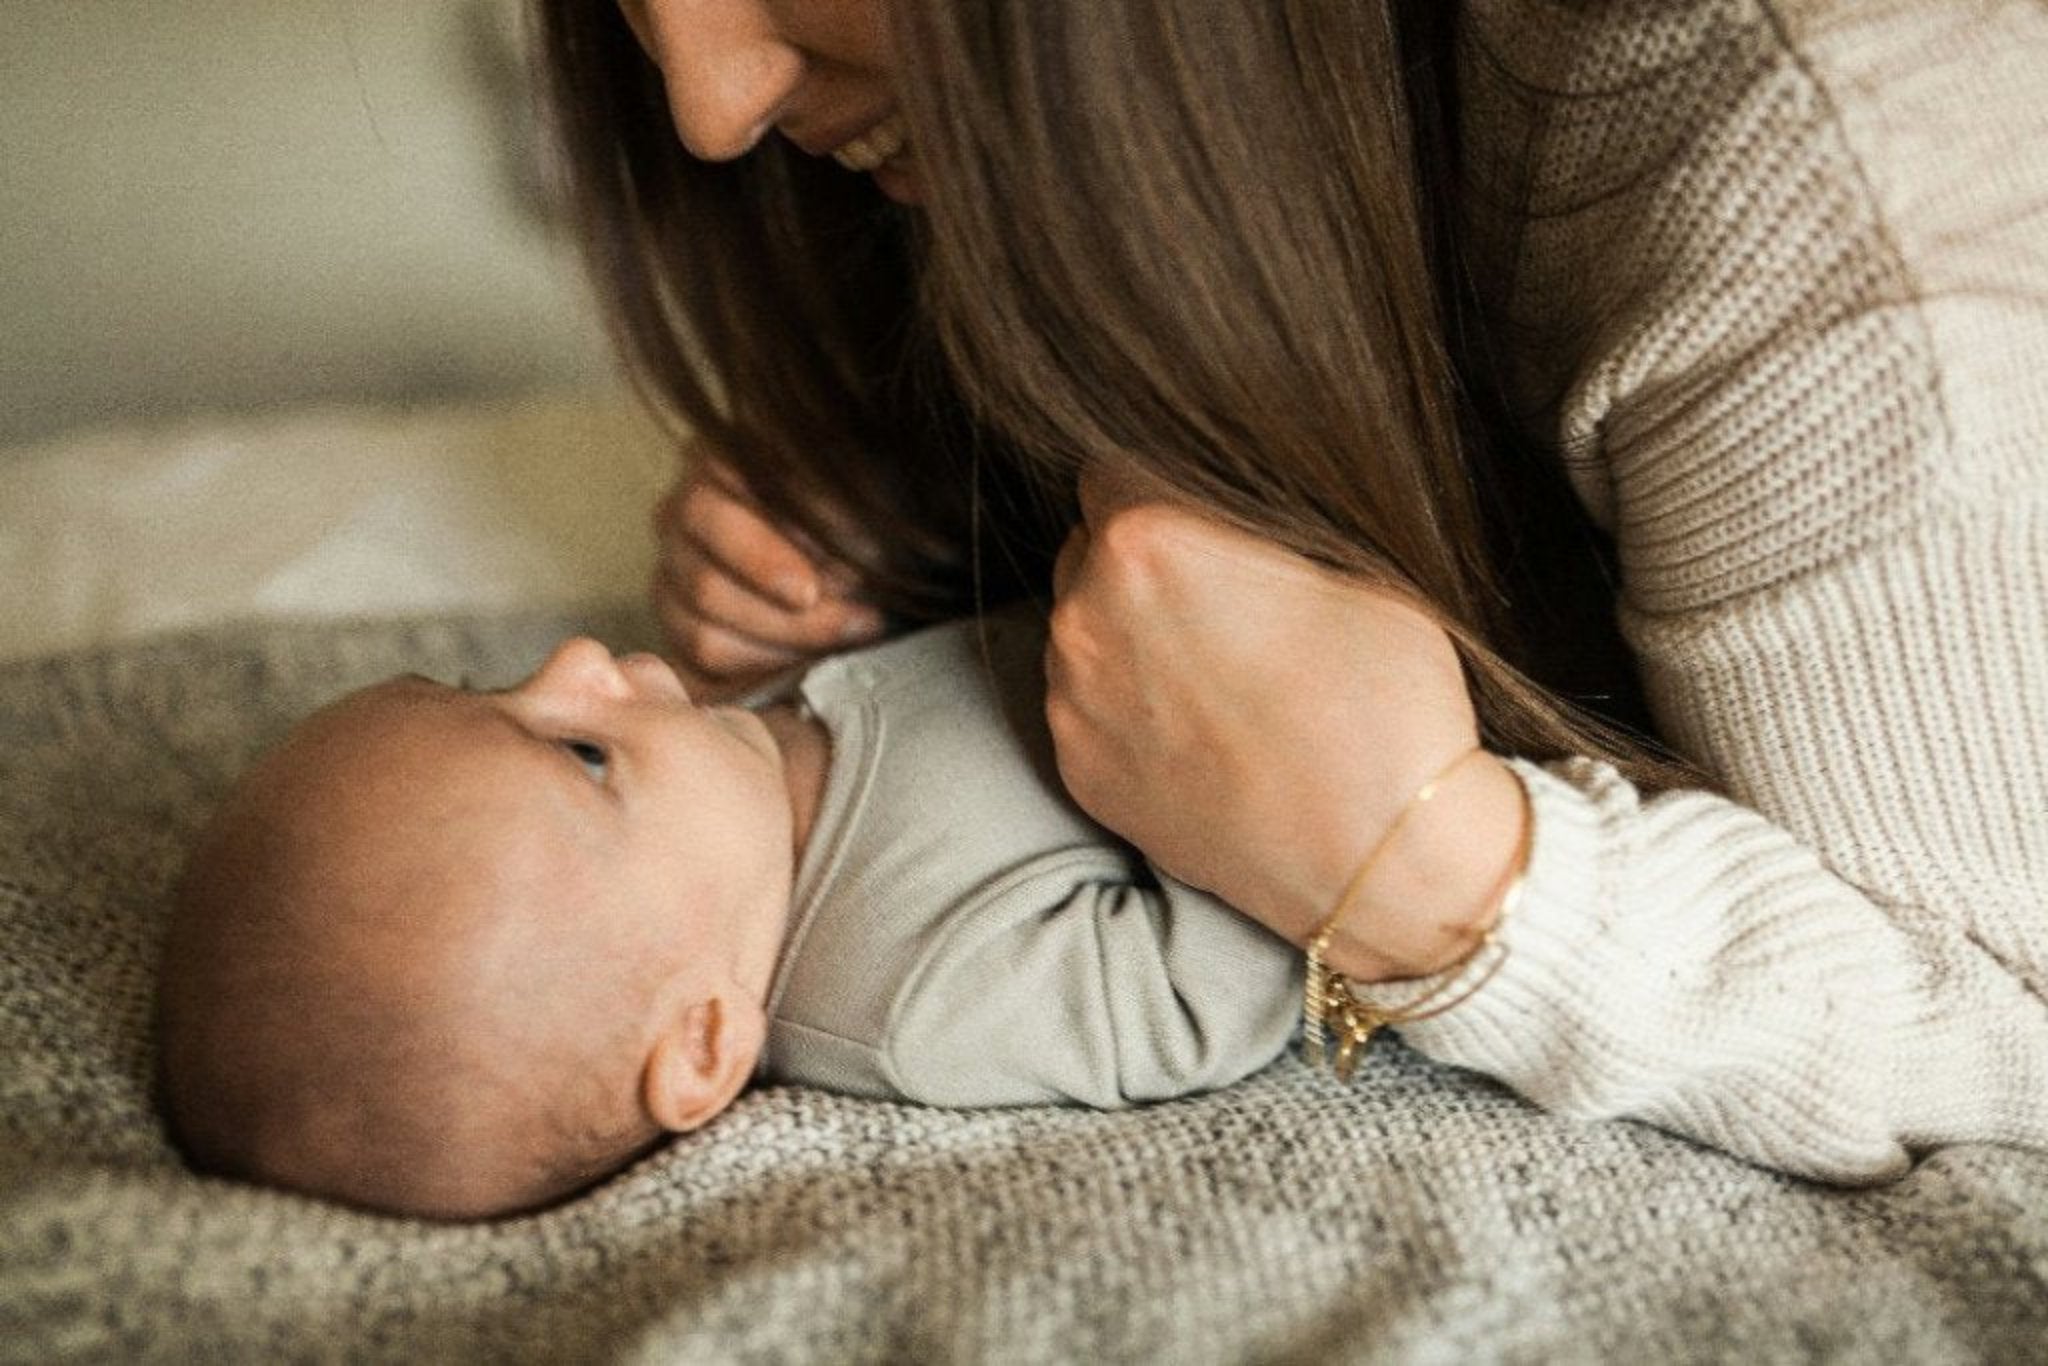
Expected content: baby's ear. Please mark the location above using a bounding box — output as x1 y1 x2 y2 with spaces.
641 995 765 1133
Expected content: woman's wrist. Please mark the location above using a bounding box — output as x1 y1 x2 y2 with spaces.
1320 752 1530 983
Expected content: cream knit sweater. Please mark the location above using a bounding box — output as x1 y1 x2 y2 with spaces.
1377 0 2048 1180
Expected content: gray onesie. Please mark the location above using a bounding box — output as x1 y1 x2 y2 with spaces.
759 611 1300 1108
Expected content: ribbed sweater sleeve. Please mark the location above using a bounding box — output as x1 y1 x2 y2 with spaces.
1385 0 2048 1180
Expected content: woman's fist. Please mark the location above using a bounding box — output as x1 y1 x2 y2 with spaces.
1046 469 1524 979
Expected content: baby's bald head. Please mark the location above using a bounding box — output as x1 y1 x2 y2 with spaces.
159 647 794 1219
159 683 670 1219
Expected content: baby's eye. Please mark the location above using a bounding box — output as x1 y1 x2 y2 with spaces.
563 739 609 782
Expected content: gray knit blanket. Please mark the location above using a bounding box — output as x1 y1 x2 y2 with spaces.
3 611 2044 1363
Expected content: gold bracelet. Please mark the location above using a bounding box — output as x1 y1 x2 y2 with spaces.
1301 747 1483 1069
1302 752 1533 1080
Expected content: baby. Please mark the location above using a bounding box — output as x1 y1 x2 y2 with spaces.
158 612 1298 1221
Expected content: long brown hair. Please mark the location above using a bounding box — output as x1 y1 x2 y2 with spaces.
531 2 1065 621
532 0 1695 790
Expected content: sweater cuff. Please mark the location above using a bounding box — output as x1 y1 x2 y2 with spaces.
1359 757 1627 1090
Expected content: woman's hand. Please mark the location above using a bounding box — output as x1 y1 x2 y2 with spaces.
651 441 886 698
1045 470 1528 980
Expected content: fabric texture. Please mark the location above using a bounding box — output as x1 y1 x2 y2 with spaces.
6 0 2048 1356
766 612 1299 1107
3 608 2045 1362
1356 0 2048 1181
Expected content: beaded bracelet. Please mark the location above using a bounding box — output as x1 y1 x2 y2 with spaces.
1301 750 1533 1080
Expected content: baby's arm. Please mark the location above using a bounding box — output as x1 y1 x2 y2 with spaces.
877 853 1300 1110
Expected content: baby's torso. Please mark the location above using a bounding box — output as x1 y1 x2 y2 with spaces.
756 610 1299 1108
764 612 1125 1072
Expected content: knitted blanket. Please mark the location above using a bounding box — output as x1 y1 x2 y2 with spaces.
3 611 2043 1363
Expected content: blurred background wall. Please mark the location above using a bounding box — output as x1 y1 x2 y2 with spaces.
0 0 614 451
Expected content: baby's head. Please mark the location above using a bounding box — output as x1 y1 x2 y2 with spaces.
158 639 794 1220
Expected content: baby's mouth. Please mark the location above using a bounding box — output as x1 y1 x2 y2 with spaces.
831 114 909 173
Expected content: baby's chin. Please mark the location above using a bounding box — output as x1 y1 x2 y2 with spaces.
708 702 782 767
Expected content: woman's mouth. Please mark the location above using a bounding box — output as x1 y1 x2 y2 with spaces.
831 114 909 173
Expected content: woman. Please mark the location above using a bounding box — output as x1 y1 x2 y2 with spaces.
536 0 2048 1180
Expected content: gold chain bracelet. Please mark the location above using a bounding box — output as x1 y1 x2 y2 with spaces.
1301 751 1533 1080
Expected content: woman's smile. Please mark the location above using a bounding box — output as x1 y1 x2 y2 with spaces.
829 112 907 173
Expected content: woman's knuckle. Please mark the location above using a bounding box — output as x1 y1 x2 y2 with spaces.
1048 734 1096 807
1095 503 1169 563
1044 686 1093 748
1047 605 1099 677
1047 595 1081 645
685 560 728 604
719 583 790 643
788 611 842 650
684 622 733 670
680 480 733 538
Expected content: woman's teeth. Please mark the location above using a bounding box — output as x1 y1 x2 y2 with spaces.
832 115 908 173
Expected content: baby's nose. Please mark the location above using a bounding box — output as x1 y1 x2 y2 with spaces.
525 637 631 701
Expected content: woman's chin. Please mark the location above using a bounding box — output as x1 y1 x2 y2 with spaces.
872 158 924 205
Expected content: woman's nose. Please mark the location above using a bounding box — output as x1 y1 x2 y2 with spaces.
522 638 632 703
637 0 805 162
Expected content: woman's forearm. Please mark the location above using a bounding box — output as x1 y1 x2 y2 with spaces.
1377 755 2048 1182
1368 498 2048 1181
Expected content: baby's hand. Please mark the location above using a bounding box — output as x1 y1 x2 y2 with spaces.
651 441 886 698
